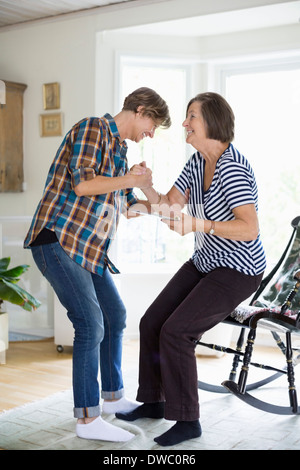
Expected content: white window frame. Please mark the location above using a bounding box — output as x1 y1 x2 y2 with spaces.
211 52 300 95
114 51 193 116
210 52 300 346
211 52 300 266
112 52 194 272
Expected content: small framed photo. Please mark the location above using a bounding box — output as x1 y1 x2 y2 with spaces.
40 113 62 137
43 82 60 110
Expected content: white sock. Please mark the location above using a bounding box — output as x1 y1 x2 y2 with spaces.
102 397 141 415
76 416 134 442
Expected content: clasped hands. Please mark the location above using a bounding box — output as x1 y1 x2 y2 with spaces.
129 162 196 236
129 161 153 189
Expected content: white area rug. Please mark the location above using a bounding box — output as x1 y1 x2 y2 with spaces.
0 389 200 451
1 379 300 451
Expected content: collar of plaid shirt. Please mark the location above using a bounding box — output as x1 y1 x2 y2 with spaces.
24 114 138 276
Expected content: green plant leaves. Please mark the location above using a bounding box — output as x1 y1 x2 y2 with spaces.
0 257 41 312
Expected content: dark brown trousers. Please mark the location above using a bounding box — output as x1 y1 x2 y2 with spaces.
136 260 263 421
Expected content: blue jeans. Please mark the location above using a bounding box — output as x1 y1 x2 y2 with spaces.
31 242 126 419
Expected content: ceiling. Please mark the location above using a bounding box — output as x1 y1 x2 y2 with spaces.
0 0 299 36
0 0 137 28
119 1 300 36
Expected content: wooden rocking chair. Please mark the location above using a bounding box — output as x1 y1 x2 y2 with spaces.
196 215 300 415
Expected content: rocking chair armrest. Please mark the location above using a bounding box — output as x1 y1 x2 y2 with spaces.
291 216 300 229
294 270 300 281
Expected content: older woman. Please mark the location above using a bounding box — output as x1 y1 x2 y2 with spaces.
117 92 266 446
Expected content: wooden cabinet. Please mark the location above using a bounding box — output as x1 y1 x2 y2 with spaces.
0 80 27 192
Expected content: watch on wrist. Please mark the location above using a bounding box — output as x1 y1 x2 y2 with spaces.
209 221 215 235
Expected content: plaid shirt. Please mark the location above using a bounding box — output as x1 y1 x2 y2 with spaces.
24 114 138 276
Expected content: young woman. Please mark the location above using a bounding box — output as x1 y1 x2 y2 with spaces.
24 87 171 442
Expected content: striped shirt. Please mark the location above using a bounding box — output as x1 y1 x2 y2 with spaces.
24 114 138 276
174 143 266 276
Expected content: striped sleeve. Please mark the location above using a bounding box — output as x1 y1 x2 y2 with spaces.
174 156 194 196
218 159 256 210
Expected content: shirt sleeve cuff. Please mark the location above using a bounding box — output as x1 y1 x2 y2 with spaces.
71 166 96 188
125 190 139 209
174 181 187 197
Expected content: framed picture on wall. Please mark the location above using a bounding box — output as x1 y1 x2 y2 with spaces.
40 112 62 137
43 82 60 110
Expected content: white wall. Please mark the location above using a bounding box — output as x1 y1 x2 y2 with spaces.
0 15 97 216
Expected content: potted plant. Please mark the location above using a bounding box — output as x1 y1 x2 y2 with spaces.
0 257 41 363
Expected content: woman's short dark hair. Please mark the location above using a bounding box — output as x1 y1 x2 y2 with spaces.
123 87 171 129
187 92 235 142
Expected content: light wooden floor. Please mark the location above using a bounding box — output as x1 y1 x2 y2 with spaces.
0 337 142 413
0 337 283 414
0 339 73 412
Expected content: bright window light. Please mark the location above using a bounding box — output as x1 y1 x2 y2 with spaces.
225 65 300 267
115 58 194 270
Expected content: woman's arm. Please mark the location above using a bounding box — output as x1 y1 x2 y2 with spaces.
141 185 188 209
129 165 259 241
129 161 188 208
164 203 259 242
208 204 259 241
74 171 152 197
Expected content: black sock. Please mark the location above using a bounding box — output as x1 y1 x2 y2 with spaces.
115 402 165 421
154 420 202 446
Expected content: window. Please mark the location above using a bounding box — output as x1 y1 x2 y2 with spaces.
222 61 300 268
114 56 194 271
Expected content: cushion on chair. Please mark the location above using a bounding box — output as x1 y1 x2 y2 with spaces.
231 304 298 324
